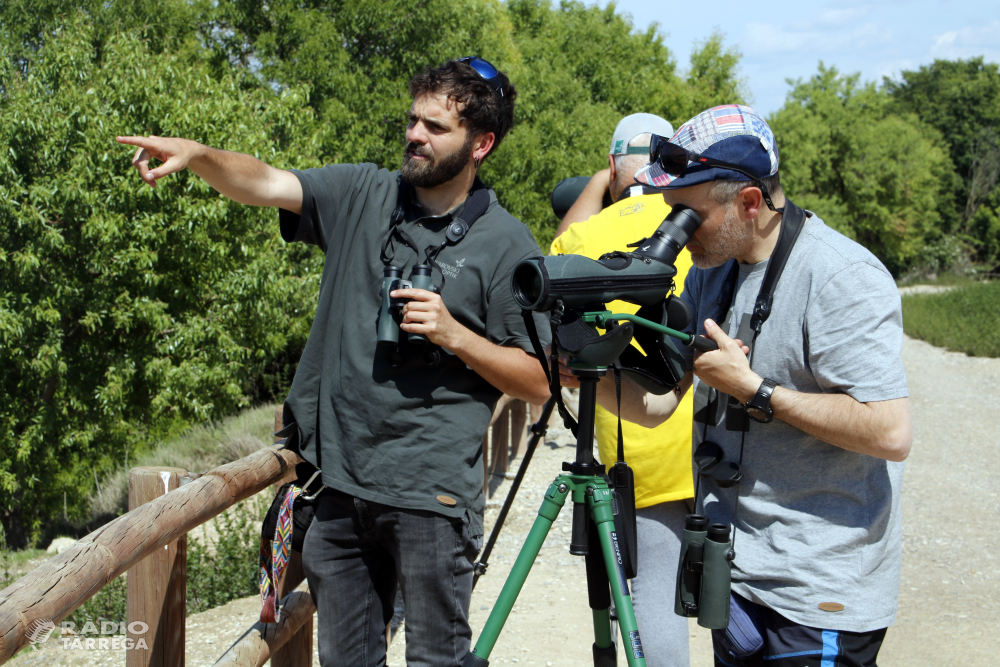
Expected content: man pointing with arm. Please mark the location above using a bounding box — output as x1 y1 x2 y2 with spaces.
120 58 549 667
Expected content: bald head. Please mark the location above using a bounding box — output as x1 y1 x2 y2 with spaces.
609 133 652 200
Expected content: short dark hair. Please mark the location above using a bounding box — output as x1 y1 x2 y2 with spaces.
408 60 517 162
708 173 783 206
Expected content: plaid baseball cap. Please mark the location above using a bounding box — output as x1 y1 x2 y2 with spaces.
610 113 675 156
634 104 779 189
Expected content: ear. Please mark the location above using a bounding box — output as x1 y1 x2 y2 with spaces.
608 154 617 182
473 131 496 161
739 186 764 222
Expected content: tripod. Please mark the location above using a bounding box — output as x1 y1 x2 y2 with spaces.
464 367 646 667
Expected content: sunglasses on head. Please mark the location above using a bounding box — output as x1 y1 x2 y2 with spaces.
649 134 780 212
457 56 505 98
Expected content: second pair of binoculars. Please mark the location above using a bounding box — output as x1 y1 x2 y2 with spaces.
674 515 733 629
378 264 439 357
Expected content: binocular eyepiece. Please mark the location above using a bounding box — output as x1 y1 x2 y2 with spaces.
378 264 440 367
675 514 733 629
511 205 702 312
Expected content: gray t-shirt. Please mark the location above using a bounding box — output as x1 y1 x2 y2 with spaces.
680 213 909 632
279 163 549 536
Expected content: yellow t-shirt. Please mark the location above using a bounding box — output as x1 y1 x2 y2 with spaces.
550 191 694 508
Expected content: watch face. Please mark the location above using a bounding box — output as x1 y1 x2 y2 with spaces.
746 405 770 423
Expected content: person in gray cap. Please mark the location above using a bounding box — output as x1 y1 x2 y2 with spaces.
551 112 695 667
560 105 911 667
555 112 675 235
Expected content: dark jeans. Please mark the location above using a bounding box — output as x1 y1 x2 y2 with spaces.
301 489 481 667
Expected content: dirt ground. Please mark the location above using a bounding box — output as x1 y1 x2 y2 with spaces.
9 334 1000 666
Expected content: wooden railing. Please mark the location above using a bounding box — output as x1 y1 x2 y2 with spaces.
0 400 538 665
0 411 309 666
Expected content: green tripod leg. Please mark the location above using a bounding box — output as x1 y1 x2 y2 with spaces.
464 478 570 665
588 483 647 666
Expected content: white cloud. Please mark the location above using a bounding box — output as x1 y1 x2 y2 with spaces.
931 21 1000 60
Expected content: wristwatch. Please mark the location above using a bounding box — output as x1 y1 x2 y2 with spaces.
744 379 778 423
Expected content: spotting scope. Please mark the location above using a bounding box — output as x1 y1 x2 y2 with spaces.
511 205 701 312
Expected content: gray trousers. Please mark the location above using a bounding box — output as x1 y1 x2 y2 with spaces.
631 500 691 667
301 490 480 667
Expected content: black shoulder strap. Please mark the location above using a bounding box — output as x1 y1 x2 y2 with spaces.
749 199 808 336
424 178 492 290
380 180 420 265
519 305 579 437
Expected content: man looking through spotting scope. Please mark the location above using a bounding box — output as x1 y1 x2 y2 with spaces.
550 113 695 667
559 105 911 667
117 58 550 667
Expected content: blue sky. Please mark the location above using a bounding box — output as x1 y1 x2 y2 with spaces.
597 0 1000 116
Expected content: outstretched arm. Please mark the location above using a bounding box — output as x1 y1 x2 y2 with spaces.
115 136 303 213
555 168 611 238
694 318 912 461
557 355 693 428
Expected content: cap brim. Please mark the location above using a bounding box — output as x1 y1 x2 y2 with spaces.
634 162 750 190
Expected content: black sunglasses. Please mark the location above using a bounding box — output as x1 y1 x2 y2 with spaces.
649 134 780 212
457 56 505 98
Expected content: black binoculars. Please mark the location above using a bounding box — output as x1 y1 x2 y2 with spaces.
378 264 440 366
674 514 733 629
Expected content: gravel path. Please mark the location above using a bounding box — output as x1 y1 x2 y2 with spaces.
9 336 1000 666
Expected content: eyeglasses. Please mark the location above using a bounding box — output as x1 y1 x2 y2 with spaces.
457 56 505 98
649 134 780 212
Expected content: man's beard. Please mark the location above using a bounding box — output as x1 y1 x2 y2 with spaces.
401 134 475 188
690 205 754 269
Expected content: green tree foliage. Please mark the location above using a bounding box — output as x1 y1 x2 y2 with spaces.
769 64 955 274
0 0 745 544
0 16 320 546
886 58 1000 266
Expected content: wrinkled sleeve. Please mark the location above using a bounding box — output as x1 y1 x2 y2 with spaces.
805 261 908 402
279 164 369 252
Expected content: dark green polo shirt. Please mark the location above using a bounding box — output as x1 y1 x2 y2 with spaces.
279 163 549 535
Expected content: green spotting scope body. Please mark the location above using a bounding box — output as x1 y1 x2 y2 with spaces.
511 205 702 313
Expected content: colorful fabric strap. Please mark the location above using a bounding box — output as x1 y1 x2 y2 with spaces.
259 484 302 623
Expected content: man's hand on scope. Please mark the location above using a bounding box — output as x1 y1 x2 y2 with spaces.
116 135 201 188
395 288 462 349
692 318 756 403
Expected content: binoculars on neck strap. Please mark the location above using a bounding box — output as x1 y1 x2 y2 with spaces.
674 514 733 629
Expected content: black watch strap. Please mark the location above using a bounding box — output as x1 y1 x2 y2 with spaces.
745 378 777 423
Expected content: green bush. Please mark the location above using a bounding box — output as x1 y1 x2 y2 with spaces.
1 0 748 545
901 282 1000 357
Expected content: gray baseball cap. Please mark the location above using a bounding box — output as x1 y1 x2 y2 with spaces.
610 113 675 156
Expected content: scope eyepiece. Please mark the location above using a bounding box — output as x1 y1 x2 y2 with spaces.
634 205 702 266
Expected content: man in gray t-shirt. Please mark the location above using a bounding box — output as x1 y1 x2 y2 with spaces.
118 59 550 667
563 105 911 666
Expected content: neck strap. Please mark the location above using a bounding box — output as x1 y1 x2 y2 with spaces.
749 199 808 338
380 177 492 290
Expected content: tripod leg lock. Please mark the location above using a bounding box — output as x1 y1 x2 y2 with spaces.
592 643 617 667
462 651 490 667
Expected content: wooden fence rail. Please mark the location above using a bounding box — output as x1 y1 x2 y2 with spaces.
0 442 304 663
0 397 540 665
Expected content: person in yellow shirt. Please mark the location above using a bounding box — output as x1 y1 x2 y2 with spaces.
550 113 693 667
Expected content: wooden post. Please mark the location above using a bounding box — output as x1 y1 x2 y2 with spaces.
489 406 510 477
127 466 187 667
509 400 528 460
270 405 312 667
